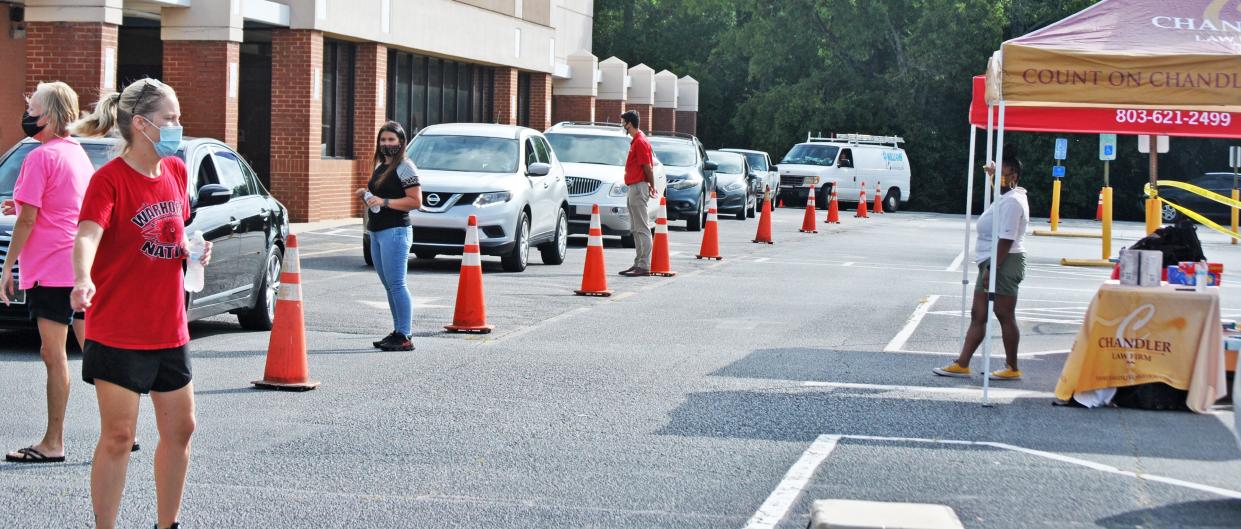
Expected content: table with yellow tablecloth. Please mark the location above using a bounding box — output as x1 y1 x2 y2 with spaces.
1055 282 1227 413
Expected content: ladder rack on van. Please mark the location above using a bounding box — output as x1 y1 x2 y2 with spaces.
805 132 904 147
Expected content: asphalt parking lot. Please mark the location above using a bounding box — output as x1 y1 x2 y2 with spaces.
2 205 1239 528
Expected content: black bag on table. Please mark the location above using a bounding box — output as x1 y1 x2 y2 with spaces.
1126 219 1207 266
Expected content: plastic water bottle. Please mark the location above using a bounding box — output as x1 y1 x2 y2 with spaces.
1195 260 1209 292
363 191 381 214
185 231 205 293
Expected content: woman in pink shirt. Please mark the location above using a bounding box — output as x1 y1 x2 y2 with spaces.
1 82 95 463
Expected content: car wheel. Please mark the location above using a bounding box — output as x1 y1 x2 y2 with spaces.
501 212 530 272
747 192 757 218
539 208 568 265
1161 202 1183 223
362 233 373 267
238 245 283 331
688 193 704 231
620 234 636 248
414 250 437 260
735 195 748 221
884 188 900 213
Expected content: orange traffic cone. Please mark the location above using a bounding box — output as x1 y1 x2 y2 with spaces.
254 234 320 391
445 215 494 333
754 190 774 244
777 198 784 208
825 190 840 224
1094 190 1103 221
650 197 677 276
800 187 818 233
872 182 885 214
697 192 723 260
855 182 870 218
575 204 612 297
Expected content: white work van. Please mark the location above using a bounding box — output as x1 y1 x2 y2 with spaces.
776 133 911 212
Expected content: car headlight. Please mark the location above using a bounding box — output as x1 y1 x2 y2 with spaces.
723 181 743 192
473 191 511 208
805 176 820 185
669 176 701 190
609 183 628 197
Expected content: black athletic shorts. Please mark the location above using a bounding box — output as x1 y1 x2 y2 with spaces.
81 340 192 394
25 285 85 325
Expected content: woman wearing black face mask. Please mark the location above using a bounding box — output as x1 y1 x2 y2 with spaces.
354 121 422 351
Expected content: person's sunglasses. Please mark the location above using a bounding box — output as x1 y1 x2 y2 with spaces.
128 79 164 115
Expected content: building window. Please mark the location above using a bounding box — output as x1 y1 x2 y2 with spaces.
322 39 355 159
386 50 497 132
517 71 531 128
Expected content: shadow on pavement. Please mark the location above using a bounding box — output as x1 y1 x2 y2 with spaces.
1095 500 1241 528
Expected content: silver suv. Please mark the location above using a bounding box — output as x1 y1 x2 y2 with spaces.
363 123 569 272
544 122 666 248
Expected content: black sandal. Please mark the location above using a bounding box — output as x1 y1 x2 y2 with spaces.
5 446 65 463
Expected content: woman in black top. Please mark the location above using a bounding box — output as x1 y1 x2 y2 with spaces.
355 121 422 351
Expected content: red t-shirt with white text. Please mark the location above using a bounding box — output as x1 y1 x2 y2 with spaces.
79 156 191 349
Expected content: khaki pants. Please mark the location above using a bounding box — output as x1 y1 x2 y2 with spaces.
627 182 652 269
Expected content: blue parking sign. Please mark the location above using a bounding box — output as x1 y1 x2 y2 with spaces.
1099 134 1117 161
1054 138 1068 160
1052 166 1066 178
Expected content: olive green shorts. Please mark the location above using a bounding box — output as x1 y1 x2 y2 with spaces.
975 253 1026 297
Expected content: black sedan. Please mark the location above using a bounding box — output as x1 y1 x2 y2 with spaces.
1152 172 1239 224
0 137 289 330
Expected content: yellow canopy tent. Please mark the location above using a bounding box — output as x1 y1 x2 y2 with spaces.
970 0 1241 404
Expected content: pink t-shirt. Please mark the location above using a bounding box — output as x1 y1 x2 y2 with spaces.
13 137 94 289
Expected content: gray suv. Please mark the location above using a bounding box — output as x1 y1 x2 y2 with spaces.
363 123 570 272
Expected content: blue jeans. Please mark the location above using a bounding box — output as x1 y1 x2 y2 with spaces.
369 226 413 336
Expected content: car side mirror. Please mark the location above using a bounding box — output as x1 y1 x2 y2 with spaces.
771 165 778 172
195 184 232 209
704 160 719 171
527 162 551 177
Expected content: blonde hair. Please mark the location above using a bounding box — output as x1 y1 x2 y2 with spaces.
72 78 178 153
26 81 79 137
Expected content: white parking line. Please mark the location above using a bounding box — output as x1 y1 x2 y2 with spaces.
884 295 940 352
746 433 1241 528
741 435 840 529
946 250 965 272
800 380 1054 399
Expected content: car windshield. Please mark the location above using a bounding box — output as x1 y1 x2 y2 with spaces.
0 142 116 197
741 153 768 171
651 140 697 167
408 135 519 173
545 133 630 166
708 153 745 174
781 144 839 166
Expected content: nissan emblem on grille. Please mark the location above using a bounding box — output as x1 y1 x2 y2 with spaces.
426 193 441 206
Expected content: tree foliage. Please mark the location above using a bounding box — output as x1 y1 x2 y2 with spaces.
593 0 1235 220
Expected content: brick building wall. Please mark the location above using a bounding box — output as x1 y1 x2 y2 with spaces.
0 4 27 149
595 99 625 123
351 42 387 217
552 95 595 124
25 21 117 109
163 40 239 147
269 29 353 222
528 72 552 131
492 66 518 125
653 107 676 134
627 103 653 132
675 111 697 135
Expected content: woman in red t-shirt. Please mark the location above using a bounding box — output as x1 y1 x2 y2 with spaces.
70 78 211 529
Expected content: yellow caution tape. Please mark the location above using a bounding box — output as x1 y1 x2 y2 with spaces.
1144 181 1241 239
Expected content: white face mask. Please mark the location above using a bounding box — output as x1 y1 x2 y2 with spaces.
138 115 183 157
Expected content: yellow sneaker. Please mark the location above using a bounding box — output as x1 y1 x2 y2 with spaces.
932 362 971 378
989 367 1023 380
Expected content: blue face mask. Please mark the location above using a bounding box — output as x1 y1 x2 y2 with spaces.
139 116 182 158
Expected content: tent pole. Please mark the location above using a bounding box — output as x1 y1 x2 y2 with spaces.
984 105 995 208
962 124 978 340
983 101 1007 407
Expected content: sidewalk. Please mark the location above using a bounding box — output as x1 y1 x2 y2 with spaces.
291 217 362 234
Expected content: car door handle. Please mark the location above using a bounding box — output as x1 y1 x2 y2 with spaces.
228 217 241 229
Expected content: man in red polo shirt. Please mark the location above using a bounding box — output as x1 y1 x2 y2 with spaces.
620 110 657 276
